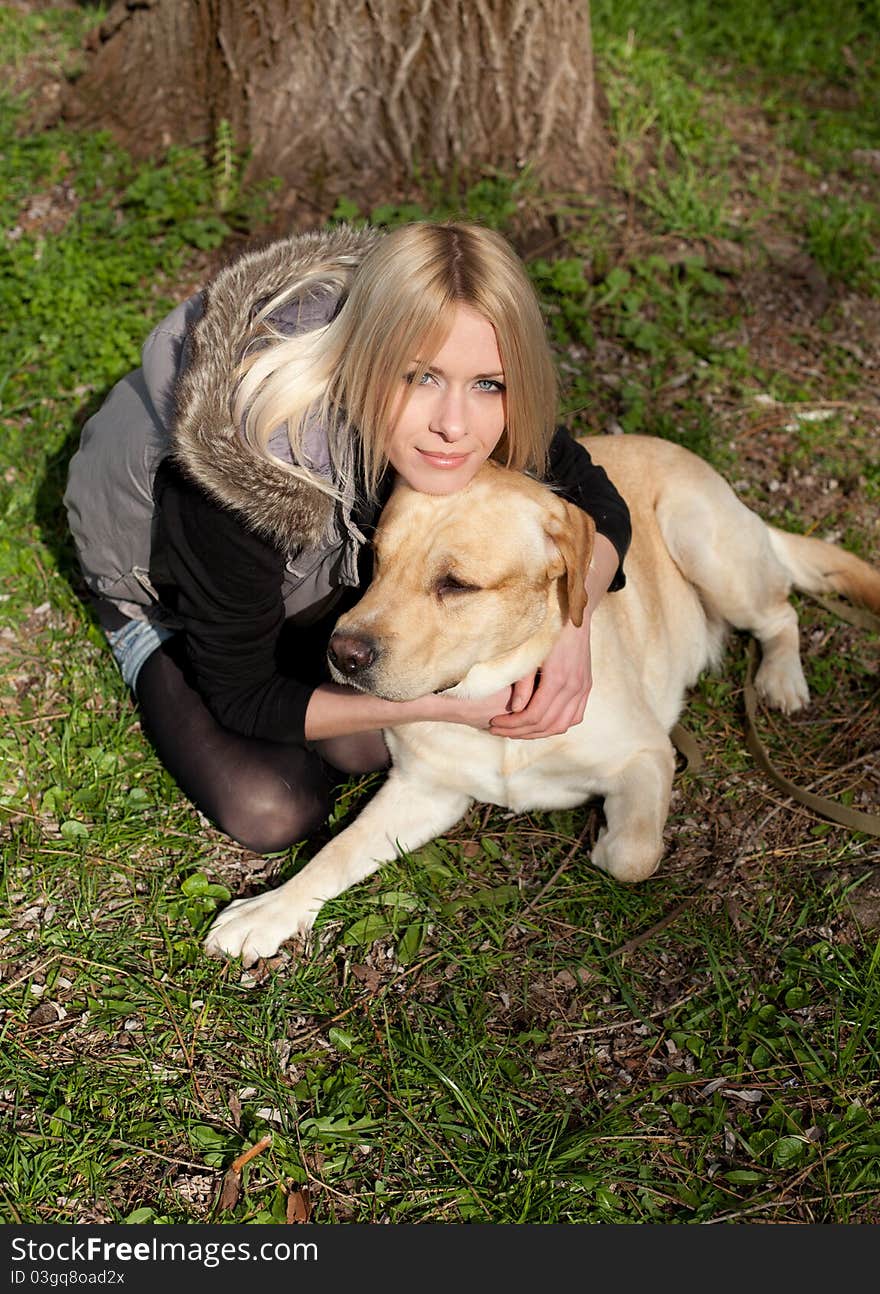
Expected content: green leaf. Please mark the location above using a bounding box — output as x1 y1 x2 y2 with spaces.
39 786 64 815
668 1102 691 1129
773 1136 807 1168
59 819 89 841
72 786 100 807
181 871 211 896
332 196 362 223
327 1027 357 1052
188 1124 233 1165
341 912 393 946
370 201 427 226
600 266 632 301
124 1207 156 1224
374 890 419 912
595 1186 623 1211
517 1029 549 1046
396 921 425 965
724 1170 765 1184
49 1105 73 1137
784 987 810 1009
297 1114 377 1142
417 844 453 877
465 885 519 909
180 872 229 901
87 995 138 1017
442 885 518 915
189 1124 229 1150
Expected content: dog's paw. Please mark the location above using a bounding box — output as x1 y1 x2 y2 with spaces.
592 830 663 883
754 656 809 714
204 887 317 966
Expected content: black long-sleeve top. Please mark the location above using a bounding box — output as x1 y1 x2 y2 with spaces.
150 428 631 744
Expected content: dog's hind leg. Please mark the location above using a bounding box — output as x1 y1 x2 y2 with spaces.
204 773 472 965
591 742 676 882
657 484 809 713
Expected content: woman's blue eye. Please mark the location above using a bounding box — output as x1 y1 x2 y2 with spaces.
403 373 504 391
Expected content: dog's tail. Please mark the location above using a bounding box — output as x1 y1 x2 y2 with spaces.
769 527 880 613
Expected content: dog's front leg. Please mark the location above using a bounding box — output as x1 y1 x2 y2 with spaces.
591 744 676 883
204 773 473 965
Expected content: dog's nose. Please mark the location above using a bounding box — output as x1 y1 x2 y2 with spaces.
328 632 377 676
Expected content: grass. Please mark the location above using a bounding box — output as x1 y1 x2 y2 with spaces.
1 1 879 1226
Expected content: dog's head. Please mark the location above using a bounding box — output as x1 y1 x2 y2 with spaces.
327 462 595 700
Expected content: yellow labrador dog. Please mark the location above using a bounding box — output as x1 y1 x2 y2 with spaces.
206 434 880 965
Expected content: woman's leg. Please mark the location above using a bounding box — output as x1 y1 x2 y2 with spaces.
313 732 390 776
134 638 387 853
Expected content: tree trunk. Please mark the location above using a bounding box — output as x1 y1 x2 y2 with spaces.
63 0 606 209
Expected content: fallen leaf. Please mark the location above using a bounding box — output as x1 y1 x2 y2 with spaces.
350 964 382 991
217 1167 242 1212
28 1001 60 1028
286 1187 312 1223
722 1088 764 1104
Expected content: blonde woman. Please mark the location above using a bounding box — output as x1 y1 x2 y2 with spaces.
65 222 631 851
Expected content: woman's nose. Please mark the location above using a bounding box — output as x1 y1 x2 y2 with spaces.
429 388 466 440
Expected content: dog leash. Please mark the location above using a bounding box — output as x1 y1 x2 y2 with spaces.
670 722 704 773
674 595 880 838
742 594 880 837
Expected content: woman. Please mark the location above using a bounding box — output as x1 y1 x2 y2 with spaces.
64 221 631 852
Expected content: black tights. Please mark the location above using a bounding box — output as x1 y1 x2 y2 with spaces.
134 639 389 854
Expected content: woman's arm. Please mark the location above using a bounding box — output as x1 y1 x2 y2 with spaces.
545 428 631 586
488 531 618 739
303 680 513 740
151 461 317 742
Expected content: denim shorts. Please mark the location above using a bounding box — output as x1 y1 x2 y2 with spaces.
105 617 176 692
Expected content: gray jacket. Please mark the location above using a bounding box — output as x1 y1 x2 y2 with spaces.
64 224 383 629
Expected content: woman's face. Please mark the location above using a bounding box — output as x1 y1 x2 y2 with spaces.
386 304 507 495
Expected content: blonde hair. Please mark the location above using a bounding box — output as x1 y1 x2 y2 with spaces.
234 222 558 501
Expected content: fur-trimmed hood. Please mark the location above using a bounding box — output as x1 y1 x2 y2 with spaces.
172 224 383 552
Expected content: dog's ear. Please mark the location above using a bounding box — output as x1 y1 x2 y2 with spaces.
544 501 596 628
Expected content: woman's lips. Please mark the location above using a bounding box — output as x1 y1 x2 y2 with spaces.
417 449 470 469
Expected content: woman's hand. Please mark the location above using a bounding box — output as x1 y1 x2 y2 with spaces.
489 531 618 740
429 685 515 730
488 613 593 740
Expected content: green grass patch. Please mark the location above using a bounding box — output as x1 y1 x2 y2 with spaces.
0 4 103 73
803 196 880 294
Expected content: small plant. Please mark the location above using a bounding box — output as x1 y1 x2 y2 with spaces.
212 117 236 213
804 197 879 294
529 257 593 348
333 169 526 233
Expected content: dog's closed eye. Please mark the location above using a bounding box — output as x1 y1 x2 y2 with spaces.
436 573 481 597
